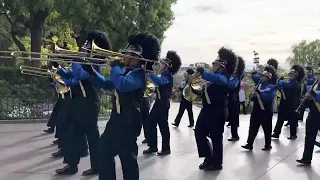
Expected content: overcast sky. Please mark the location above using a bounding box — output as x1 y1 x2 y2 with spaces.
161 0 320 69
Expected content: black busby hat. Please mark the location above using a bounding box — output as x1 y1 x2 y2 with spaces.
164 51 182 75
86 30 112 50
290 65 305 83
236 56 245 79
186 68 195 75
267 58 278 70
124 32 161 71
263 65 277 84
213 47 237 75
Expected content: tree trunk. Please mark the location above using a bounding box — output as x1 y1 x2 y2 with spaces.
10 32 29 66
30 11 49 67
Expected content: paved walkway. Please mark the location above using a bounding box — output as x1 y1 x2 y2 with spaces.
0 102 320 180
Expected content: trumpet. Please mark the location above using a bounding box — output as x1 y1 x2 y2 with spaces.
20 66 70 94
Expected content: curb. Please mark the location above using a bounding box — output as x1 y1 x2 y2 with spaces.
0 117 110 124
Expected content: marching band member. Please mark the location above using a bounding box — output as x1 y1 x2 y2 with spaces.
143 51 182 155
96 32 160 180
194 47 237 171
172 68 195 128
272 65 305 139
298 66 315 121
50 76 89 159
141 93 151 144
227 56 245 141
241 65 277 151
43 79 60 134
251 58 278 85
297 67 320 165
54 30 111 175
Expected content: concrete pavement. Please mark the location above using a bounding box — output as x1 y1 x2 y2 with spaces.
0 102 320 180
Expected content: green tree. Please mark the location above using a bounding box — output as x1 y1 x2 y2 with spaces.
287 40 320 67
1 0 177 67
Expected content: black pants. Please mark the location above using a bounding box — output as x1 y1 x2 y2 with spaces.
47 98 61 129
148 103 170 151
273 108 298 136
239 101 246 114
246 109 273 146
298 106 306 121
301 113 320 162
194 106 226 166
64 97 100 169
56 97 88 158
99 114 139 180
228 101 240 138
141 97 150 142
174 99 194 126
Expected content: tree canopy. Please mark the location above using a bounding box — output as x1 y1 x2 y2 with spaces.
0 0 177 67
286 40 320 67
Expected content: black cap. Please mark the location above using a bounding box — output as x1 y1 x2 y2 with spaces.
121 44 143 58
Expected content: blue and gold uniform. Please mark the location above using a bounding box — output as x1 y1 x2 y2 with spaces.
143 51 181 156
54 30 111 176
172 68 195 127
242 67 277 151
272 65 305 139
297 68 320 165
195 47 237 171
98 32 160 180
227 56 245 141
298 67 316 121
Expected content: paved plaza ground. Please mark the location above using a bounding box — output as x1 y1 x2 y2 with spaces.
0 102 320 180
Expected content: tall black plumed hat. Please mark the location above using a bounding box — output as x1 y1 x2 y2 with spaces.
291 65 305 83
214 47 237 75
263 65 277 85
162 51 182 75
236 56 245 79
267 58 278 70
125 32 161 71
86 30 112 50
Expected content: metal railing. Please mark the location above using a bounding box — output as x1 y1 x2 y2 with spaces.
0 95 112 120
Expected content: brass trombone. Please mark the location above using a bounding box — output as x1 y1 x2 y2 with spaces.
20 66 70 94
0 41 161 73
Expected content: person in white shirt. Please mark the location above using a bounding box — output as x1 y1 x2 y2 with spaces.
239 86 246 114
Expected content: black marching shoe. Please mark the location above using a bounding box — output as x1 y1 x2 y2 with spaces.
157 150 171 156
271 134 279 139
82 168 99 176
296 159 311 166
226 122 231 127
188 124 194 128
287 135 297 140
52 139 59 145
199 158 211 170
142 139 148 144
284 122 289 126
44 127 54 134
241 144 253 151
261 145 272 151
52 150 63 158
228 137 240 142
171 123 179 127
315 141 320 147
205 164 223 171
55 165 78 175
143 148 158 154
